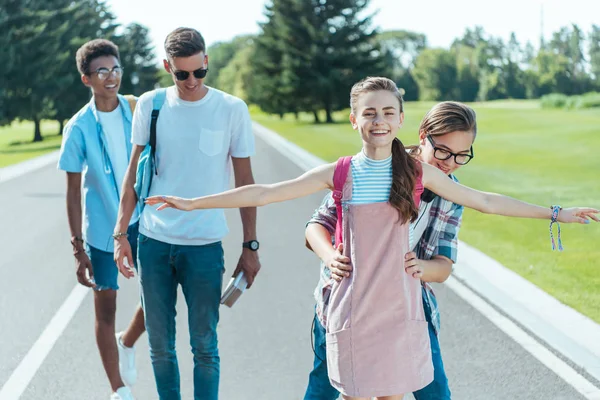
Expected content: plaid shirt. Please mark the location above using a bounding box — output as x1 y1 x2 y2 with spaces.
307 175 463 336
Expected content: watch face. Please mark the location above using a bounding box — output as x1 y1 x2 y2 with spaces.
250 241 259 251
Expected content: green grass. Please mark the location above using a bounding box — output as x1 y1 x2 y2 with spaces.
0 121 62 168
250 101 600 323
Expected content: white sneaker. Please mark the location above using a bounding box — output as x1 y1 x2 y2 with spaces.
110 386 135 400
115 331 137 387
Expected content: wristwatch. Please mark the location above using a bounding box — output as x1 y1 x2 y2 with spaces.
242 240 260 251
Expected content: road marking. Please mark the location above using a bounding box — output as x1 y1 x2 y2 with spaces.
0 285 89 400
446 276 600 400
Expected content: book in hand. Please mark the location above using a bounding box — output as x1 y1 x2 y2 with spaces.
220 271 248 308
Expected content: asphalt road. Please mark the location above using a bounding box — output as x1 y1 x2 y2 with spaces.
0 136 588 400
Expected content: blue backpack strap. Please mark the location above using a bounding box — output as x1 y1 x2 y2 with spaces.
149 88 166 174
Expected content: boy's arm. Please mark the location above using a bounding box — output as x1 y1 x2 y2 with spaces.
230 156 261 289
65 172 96 288
113 144 145 278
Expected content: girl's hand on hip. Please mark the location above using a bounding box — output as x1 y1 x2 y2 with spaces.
326 243 352 282
404 251 424 279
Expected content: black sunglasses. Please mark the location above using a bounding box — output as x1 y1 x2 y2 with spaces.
426 135 474 165
172 67 209 81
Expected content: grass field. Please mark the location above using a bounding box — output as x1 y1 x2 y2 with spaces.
250 100 600 323
0 121 62 168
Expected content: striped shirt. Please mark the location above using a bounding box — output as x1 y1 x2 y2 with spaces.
349 151 392 204
348 152 415 248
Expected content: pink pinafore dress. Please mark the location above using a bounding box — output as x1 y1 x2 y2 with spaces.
319 156 433 398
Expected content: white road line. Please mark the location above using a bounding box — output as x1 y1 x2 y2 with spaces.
0 285 89 400
446 276 600 400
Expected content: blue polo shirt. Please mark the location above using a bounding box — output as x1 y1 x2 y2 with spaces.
57 94 140 252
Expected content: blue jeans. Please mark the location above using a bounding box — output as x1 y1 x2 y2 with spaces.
138 234 224 400
304 289 451 400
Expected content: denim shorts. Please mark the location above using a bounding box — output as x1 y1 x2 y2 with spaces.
85 222 139 291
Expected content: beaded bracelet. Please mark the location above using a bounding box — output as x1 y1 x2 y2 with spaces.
549 205 563 252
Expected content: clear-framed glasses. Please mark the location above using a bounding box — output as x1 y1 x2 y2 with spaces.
427 135 474 165
92 66 123 80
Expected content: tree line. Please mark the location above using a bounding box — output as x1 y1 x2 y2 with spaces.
0 0 158 141
206 0 600 122
2 0 599 136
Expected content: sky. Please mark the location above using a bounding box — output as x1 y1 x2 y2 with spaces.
107 0 599 61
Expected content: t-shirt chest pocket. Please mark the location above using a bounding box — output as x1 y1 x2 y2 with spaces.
199 128 226 156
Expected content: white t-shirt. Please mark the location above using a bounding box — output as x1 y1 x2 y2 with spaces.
98 106 139 225
131 86 255 245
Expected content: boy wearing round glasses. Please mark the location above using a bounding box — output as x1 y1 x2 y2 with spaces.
57 39 145 400
113 27 259 400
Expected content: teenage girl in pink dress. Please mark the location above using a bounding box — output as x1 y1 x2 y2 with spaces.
143 77 598 400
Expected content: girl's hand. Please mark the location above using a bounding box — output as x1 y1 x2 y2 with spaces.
558 207 599 224
326 243 353 282
145 195 194 211
404 251 423 279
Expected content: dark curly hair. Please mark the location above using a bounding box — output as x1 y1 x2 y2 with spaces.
76 39 120 75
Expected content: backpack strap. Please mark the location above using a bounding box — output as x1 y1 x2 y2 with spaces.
413 161 424 207
149 89 167 175
124 94 137 115
333 156 352 247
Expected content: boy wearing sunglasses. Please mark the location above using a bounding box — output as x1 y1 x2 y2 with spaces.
113 27 259 400
57 39 145 400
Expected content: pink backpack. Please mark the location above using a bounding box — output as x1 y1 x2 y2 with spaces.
332 156 353 247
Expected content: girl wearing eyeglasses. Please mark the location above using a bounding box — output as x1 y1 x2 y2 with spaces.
144 77 598 400
303 100 476 400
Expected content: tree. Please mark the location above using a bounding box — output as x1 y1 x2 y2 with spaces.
113 23 159 96
375 30 426 100
588 25 600 88
52 0 120 134
412 48 457 101
503 33 526 99
207 35 255 90
1 0 119 141
531 51 571 96
217 44 255 102
250 0 386 123
247 0 298 118
454 45 479 101
549 24 591 94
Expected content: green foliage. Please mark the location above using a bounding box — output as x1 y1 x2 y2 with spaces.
113 23 160 96
206 34 255 90
0 0 158 141
540 93 568 108
542 92 600 109
250 0 386 122
375 30 426 100
412 48 457 101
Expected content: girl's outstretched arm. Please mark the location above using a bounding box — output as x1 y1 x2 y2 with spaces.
421 162 599 224
145 163 336 211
